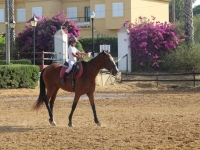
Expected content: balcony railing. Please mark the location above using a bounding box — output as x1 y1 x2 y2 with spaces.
69 17 90 28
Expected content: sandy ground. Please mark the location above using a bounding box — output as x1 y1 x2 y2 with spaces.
0 82 200 149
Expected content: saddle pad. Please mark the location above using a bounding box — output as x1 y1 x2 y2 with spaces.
59 62 83 79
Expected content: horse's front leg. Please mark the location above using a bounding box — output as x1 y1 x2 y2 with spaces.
87 92 101 126
68 94 81 127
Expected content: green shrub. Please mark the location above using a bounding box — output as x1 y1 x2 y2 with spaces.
0 35 5 52
0 65 39 89
160 44 200 72
0 59 32 65
79 37 118 57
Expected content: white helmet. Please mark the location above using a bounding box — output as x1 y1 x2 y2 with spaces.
69 36 78 43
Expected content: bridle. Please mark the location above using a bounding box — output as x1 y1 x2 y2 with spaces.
104 54 117 74
86 53 117 74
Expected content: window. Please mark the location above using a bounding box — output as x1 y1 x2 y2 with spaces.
17 8 26 22
0 9 4 22
32 7 42 19
95 4 105 18
84 6 90 22
112 2 123 17
67 7 77 20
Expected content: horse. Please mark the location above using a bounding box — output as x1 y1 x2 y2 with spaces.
33 50 119 127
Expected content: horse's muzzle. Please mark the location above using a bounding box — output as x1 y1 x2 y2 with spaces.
111 69 119 76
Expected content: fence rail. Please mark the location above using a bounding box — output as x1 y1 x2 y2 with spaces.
17 51 62 65
121 72 200 87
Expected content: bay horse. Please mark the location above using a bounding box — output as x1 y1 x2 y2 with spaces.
33 50 119 127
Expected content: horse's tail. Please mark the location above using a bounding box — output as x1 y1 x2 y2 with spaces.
33 69 46 110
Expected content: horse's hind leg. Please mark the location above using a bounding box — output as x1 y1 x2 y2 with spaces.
44 87 57 126
68 93 81 127
49 88 59 126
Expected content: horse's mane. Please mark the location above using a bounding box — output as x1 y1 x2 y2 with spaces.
86 51 108 63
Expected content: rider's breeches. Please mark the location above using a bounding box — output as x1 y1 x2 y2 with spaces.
65 60 75 73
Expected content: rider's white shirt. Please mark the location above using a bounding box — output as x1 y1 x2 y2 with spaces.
68 45 79 62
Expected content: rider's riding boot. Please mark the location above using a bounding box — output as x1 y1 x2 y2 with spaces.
61 72 68 85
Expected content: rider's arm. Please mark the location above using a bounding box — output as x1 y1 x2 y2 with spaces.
77 51 87 56
72 52 80 58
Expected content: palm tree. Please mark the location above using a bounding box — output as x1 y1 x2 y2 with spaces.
184 0 194 44
9 0 15 59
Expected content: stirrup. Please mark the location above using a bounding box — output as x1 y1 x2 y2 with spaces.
61 72 68 84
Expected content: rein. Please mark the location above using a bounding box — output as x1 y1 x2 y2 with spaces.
86 62 100 70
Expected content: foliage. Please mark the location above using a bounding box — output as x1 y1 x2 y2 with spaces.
0 35 5 53
193 15 200 43
79 37 118 57
75 42 84 52
128 16 181 70
176 14 200 43
0 59 32 65
15 11 81 64
169 0 185 22
0 65 39 88
169 0 196 22
193 5 200 16
160 44 200 72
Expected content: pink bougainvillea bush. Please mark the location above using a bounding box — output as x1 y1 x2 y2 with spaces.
128 16 181 70
15 11 81 64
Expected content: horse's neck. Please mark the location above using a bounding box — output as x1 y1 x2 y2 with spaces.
86 56 104 77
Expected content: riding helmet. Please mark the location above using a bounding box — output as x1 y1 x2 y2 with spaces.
69 36 78 43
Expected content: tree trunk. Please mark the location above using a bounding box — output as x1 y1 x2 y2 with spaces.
9 0 15 59
172 0 175 23
184 0 194 44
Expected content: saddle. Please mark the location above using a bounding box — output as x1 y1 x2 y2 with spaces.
60 61 83 79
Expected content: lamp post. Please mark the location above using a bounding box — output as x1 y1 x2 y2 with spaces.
10 20 16 59
90 11 95 57
30 16 38 65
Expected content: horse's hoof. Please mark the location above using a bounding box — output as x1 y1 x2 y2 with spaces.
96 122 101 127
51 121 57 126
49 119 56 126
68 123 74 127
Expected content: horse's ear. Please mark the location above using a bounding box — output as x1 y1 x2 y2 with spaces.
102 50 107 54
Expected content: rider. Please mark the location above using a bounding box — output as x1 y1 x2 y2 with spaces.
61 36 88 85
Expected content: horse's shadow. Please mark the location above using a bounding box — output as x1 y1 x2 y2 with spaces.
0 126 43 133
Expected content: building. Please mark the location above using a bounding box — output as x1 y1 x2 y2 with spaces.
0 0 171 38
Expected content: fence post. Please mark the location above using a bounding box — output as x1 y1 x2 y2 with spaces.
42 51 44 66
193 72 196 87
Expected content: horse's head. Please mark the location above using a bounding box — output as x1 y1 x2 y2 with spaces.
101 50 119 76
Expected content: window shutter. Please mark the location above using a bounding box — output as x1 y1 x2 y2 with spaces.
17 9 26 22
112 2 123 17
100 4 105 18
112 3 118 17
95 4 105 18
0 9 4 22
32 7 42 19
95 5 101 18
67 7 77 20
118 3 123 16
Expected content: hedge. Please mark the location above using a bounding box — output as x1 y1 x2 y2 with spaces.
0 59 32 65
0 65 39 88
